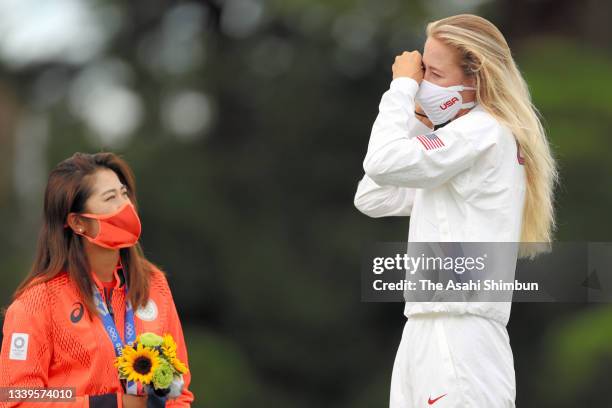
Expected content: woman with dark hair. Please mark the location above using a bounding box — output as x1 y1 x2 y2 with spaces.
0 152 194 407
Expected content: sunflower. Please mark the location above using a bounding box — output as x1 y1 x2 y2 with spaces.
161 334 177 360
114 343 161 384
160 333 189 374
169 355 189 374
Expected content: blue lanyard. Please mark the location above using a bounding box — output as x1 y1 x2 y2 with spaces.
92 282 138 393
92 283 136 355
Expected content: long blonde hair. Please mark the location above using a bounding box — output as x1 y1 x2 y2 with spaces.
426 14 558 258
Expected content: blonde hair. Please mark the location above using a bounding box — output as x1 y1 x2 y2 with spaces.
426 14 558 258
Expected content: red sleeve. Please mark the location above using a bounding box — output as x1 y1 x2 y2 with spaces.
0 284 91 407
162 277 195 407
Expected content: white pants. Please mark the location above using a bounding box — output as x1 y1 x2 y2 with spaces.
389 313 516 408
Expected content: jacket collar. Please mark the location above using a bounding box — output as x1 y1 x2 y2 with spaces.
91 259 126 292
436 103 481 130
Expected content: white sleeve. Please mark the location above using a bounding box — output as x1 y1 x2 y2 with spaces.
354 174 417 217
363 77 498 189
354 89 433 218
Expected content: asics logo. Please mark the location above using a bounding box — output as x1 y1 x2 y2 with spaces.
70 302 84 323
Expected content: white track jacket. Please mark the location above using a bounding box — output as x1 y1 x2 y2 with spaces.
354 77 527 326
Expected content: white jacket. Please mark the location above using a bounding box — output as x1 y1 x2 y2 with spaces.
354 77 526 326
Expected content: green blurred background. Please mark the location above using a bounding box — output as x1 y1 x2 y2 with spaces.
0 0 611 406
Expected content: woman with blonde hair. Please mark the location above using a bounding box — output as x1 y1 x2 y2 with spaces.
354 14 557 407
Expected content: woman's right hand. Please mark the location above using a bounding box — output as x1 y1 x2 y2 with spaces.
122 394 148 408
392 50 424 83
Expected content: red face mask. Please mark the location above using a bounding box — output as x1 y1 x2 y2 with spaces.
66 202 142 249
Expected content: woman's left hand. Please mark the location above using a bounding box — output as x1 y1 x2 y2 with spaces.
392 51 424 83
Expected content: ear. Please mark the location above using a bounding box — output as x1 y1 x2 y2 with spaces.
66 213 87 234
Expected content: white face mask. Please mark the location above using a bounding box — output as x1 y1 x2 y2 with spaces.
415 79 477 125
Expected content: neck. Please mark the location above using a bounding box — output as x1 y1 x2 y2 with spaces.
84 241 120 282
455 108 471 119
456 94 476 119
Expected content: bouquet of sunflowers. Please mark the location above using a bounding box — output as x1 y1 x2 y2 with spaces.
114 332 189 399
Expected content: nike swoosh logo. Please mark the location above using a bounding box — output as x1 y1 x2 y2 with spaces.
428 393 447 405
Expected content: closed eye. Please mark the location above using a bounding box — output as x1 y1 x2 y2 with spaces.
104 189 129 201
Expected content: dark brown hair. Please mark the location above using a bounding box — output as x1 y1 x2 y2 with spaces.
9 152 161 320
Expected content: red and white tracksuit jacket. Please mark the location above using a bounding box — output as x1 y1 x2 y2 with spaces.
0 262 195 407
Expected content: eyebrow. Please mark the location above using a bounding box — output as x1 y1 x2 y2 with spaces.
101 184 127 196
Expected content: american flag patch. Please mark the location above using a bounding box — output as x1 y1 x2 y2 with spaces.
416 132 445 150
